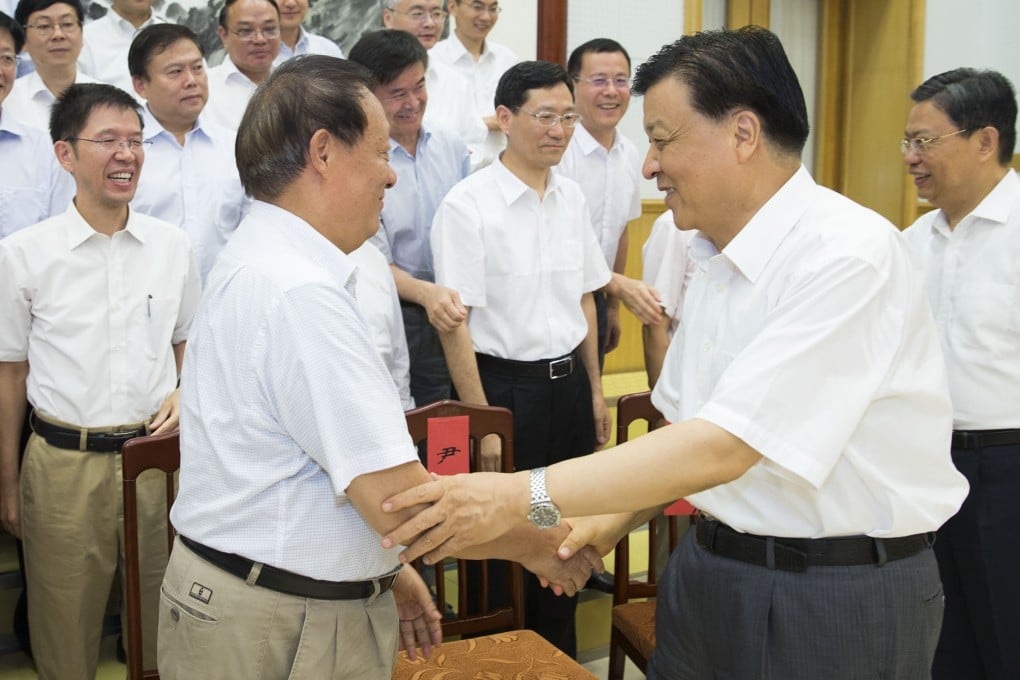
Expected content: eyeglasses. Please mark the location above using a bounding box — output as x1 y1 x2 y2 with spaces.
574 75 631 90
23 20 81 37
393 8 446 23
462 1 501 15
517 109 582 128
899 129 970 155
0 54 17 69
66 137 152 152
229 25 281 41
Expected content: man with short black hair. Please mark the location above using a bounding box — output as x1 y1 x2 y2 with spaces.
205 0 280 130
128 22 247 281
0 82 199 680
901 67 1020 680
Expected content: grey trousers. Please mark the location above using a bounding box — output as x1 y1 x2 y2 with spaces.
648 530 944 680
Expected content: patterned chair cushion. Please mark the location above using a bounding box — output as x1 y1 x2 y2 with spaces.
612 600 657 661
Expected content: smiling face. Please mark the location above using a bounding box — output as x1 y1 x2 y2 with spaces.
217 0 281 82
641 77 735 239
22 3 82 72
133 38 208 135
382 0 446 50
447 0 499 46
573 50 630 142
56 104 145 214
373 61 426 149
500 82 575 173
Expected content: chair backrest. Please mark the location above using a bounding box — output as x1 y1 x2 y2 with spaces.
121 430 180 680
403 399 525 636
612 391 682 605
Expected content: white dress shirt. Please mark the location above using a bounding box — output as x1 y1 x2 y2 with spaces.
371 124 469 281
349 241 414 410
204 58 261 130
5 70 102 130
132 107 248 282
429 35 518 170
431 157 611 360
78 9 167 95
902 169 1020 430
0 203 200 426
641 210 695 338
423 61 487 172
651 167 968 538
274 27 343 64
554 124 641 268
170 201 418 581
0 110 74 237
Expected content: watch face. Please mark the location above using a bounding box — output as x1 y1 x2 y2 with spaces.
528 503 561 529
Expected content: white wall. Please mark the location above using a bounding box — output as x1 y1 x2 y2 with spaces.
487 0 538 60
925 0 1020 152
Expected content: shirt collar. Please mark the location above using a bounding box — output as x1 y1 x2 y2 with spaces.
572 122 621 157
0 109 30 138
222 56 264 86
389 126 431 158
960 168 1018 226
248 200 356 290
445 32 490 64
65 202 147 249
141 105 210 144
105 8 158 33
718 165 814 283
491 154 563 205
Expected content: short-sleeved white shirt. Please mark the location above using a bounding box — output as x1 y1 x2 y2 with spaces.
641 210 695 337
423 61 488 171
5 70 103 130
204 58 262 130
0 110 74 237
651 167 968 538
554 124 641 268
902 169 1020 430
274 27 343 64
0 204 199 426
132 107 248 282
431 157 611 360
78 10 167 95
170 201 419 581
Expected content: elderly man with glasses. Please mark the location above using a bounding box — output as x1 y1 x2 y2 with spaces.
205 0 281 130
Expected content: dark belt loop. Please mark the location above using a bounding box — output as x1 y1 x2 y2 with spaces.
703 517 719 550
873 537 888 567
765 536 776 570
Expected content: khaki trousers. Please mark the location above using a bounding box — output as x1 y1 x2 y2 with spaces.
21 431 168 679
158 537 399 679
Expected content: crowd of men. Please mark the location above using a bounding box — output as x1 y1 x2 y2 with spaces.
0 1 1017 679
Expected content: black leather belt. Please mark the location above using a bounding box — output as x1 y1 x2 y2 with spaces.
694 517 933 573
180 536 399 601
476 350 576 380
30 412 147 453
951 428 1020 450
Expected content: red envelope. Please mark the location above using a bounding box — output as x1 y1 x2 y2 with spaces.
426 415 470 475
665 499 696 516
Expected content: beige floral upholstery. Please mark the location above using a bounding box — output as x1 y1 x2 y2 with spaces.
392 629 597 679
611 600 657 661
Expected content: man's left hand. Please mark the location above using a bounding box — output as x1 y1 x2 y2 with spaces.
593 395 611 449
392 565 443 661
150 389 180 434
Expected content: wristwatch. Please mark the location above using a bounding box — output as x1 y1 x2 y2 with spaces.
527 467 561 529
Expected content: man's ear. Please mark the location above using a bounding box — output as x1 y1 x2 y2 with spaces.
731 109 762 164
495 104 514 136
53 140 76 174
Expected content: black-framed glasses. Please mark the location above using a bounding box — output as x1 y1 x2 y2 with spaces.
574 76 631 90
22 20 80 37
66 137 152 152
899 129 969 155
517 109 582 128
229 25 281 41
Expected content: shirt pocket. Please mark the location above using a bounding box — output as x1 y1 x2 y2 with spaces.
140 295 181 360
954 282 1019 355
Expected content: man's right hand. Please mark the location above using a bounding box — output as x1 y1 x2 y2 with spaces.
1 481 21 539
479 433 502 472
423 284 467 333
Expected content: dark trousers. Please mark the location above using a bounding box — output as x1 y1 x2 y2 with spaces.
932 443 1020 680
649 531 944 679
471 353 597 658
594 289 607 371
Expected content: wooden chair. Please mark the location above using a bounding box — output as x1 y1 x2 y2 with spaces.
608 391 691 680
121 430 180 680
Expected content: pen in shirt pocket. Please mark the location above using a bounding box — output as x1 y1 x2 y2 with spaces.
147 294 152 318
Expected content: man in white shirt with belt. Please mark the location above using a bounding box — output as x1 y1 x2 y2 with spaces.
383 28 971 679
205 0 280 130
78 0 166 95
0 11 73 237
430 61 611 657
0 83 199 680
5 0 100 129
901 68 1020 680
128 23 247 282
161 56 600 678
274 0 341 63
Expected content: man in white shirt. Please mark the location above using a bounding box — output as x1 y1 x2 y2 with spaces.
431 0 518 169
430 61 611 657
384 28 971 679
128 22 247 282
0 11 73 237
205 0 280 130
0 83 199 680
6 0 100 129
78 0 166 95
160 55 599 678
348 28 469 410
901 68 1020 680
381 0 486 170
556 38 660 369
274 0 341 63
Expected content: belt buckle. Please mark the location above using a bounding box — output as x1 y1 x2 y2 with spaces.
548 356 573 380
